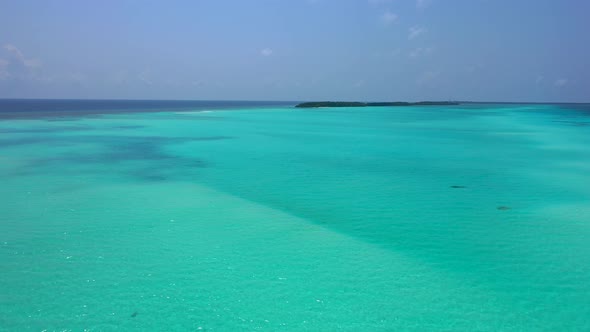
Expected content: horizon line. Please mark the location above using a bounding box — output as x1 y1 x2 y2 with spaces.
0 98 589 104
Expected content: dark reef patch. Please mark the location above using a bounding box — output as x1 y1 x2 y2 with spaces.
45 117 81 122
0 125 92 134
0 137 61 148
552 120 590 127
14 134 220 182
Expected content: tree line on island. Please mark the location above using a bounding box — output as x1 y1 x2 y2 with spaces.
295 101 460 108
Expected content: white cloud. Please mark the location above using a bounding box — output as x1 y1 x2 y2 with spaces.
381 10 398 25
0 44 44 82
23 58 41 68
408 26 427 40
535 75 544 84
4 44 24 59
260 48 273 56
3 44 41 68
409 47 434 57
554 78 568 87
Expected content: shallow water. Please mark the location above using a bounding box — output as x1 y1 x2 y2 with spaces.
1 102 590 331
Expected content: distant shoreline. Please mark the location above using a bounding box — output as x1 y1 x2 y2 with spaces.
295 101 460 108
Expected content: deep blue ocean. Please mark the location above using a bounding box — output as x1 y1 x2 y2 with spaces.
0 99 296 118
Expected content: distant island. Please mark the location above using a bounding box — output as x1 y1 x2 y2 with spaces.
295 101 460 108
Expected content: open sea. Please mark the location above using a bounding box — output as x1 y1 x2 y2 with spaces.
1 100 589 331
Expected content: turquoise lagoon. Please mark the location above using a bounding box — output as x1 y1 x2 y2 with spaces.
1 102 590 331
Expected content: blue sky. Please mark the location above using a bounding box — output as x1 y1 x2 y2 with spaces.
0 0 588 102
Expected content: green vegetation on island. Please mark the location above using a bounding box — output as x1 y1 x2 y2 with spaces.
295 101 460 108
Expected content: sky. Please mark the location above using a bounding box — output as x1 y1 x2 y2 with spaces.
0 0 589 102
